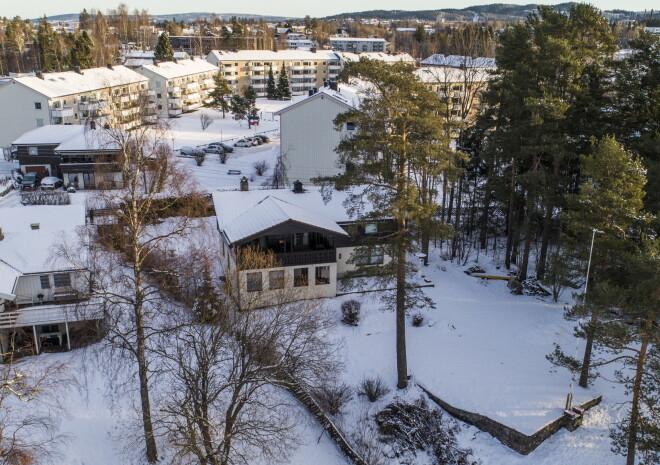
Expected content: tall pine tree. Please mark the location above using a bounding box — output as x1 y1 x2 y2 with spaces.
276 64 291 100
208 71 231 118
266 66 277 99
154 32 174 62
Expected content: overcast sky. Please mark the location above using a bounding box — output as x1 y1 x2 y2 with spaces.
6 0 658 20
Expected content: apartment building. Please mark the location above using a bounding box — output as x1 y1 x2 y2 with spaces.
206 49 342 96
336 51 416 66
137 59 219 118
0 65 149 148
123 50 190 68
329 37 388 53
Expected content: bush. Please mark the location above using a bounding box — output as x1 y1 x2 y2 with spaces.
219 151 230 164
0 176 13 197
20 191 70 206
376 398 479 465
252 159 270 176
358 375 390 402
341 299 361 326
412 313 424 327
313 382 353 415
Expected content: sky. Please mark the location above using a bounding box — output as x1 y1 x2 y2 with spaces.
5 0 658 20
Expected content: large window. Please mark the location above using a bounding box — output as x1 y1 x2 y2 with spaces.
28 147 38 155
246 272 262 292
269 270 284 289
294 268 308 287
39 275 51 289
315 266 330 285
53 273 71 288
355 248 384 266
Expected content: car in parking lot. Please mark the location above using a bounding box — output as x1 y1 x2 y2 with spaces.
40 176 64 189
19 172 40 190
245 136 262 145
234 139 253 148
180 146 205 156
208 142 234 153
204 144 225 154
254 134 270 143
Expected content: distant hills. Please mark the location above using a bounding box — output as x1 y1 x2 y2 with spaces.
43 12 295 22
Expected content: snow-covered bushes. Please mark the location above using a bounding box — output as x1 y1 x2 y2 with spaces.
194 152 205 166
20 191 70 205
358 375 389 402
0 177 13 197
313 382 353 415
341 299 361 326
375 398 479 465
411 313 425 327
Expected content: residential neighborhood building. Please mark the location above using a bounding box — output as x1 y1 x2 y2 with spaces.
420 54 496 69
123 50 190 68
12 123 122 189
329 37 388 53
212 183 391 301
206 49 342 96
0 65 149 148
336 51 416 66
274 84 360 184
0 204 98 354
136 59 219 118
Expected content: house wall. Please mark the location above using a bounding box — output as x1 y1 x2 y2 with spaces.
0 82 49 148
13 271 88 305
280 95 349 184
336 246 392 275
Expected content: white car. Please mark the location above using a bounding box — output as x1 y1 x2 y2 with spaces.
180 146 204 156
234 139 253 148
40 176 64 189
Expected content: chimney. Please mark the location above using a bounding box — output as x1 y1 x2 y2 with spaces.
308 89 315 97
74 66 82 74
106 63 114 70
240 176 249 191
36 70 44 79
292 180 304 193
90 120 97 130
310 47 317 53
152 58 159 66
329 81 338 91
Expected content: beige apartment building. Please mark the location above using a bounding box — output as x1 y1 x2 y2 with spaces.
137 59 219 118
0 65 149 148
206 49 342 96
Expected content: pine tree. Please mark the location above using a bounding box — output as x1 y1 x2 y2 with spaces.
208 71 231 118
154 32 174 62
37 17 63 72
266 66 277 99
79 8 93 30
69 31 95 69
276 64 291 100
317 58 457 389
243 85 258 116
229 94 248 123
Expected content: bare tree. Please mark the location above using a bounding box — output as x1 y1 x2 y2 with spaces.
252 159 270 176
200 112 213 131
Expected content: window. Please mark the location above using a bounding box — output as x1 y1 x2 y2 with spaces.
39 275 51 289
365 223 377 234
156 93 162 99
294 233 309 248
315 266 330 285
28 147 38 155
346 122 356 131
53 273 72 288
34 102 42 110
36 118 44 127
246 272 262 292
355 248 384 266
294 268 308 287
269 270 284 289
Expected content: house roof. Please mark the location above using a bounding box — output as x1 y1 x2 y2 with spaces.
207 49 339 62
0 261 20 300
336 52 416 64
221 196 349 244
7 66 147 99
13 125 122 152
420 54 496 68
274 84 361 116
138 59 218 79
13 125 84 146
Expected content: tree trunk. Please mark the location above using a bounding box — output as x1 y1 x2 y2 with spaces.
626 325 650 465
578 320 595 388
421 217 430 267
396 227 408 390
536 198 553 279
446 183 455 224
451 176 463 260
505 159 517 269
135 298 158 463
518 190 534 281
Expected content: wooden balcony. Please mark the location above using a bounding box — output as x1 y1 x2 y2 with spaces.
275 249 336 267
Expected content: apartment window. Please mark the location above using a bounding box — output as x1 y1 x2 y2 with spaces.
158 104 163 110
269 270 285 290
315 266 330 285
246 272 263 292
294 268 308 287
36 118 44 127
39 275 51 289
34 102 42 110
28 147 38 155
155 81 161 88
346 122 356 131
156 93 162 99
53 273 72 288
355 248 384 266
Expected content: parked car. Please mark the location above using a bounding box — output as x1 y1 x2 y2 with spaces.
204 144 225 154
20 172 40 190
254 134 270 143
208 142 234 153
180 146 204 156
40 176 64 190
234 139 253 148
245 136 262 146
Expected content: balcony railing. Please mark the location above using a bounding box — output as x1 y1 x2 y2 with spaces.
51 107 74 118
274 249 336 267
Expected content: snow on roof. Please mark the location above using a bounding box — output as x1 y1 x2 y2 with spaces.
336 52 415 63
0 205 86 274
13 125 121 152
0 261 20 299
222 196 348 244
139 59 218 79
330 37 387 42
9 65 148 98
207 49 339 62
274 84 361 115
415 66 493 84
420 54 496 68
13 125 84 146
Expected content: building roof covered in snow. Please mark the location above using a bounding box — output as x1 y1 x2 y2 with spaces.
124 51 190 68
336 52 415 64
138 59 218 79
420 54 496 69
6 65 148 98
274 83 361 116
13 125 122 152
207 49 340 63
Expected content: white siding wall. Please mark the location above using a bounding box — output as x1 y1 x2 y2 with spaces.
280 95 349 184
0 83 49 148
14 271 88 305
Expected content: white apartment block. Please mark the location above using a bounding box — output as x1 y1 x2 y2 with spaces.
206 50 342 96
329 37 388 53
0 65 149 148
336 51 416 66
137 59 219 118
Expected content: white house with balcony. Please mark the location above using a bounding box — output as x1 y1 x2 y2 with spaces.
0 65 149 148
0 204 99 355
330 37 388 53
136 59 219 118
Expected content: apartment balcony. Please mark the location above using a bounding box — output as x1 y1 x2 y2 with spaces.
329 65 342 70
168 97 182 104
144 102 157 109
79 100 108 111
185 93 201 101
251 83 266 89
167 86 181 93
183 103 202 112
142 115 158 124
274 249 336 267
146 90 156 97
182 82 200 91
250 65 266 72
51 107 74 118
168 108 183 116
221 66 237 73
202 79 214 88
290 65 305 71
303 65 317 71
